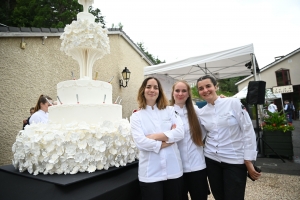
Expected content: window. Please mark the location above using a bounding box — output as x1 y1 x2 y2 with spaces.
275 69 291 86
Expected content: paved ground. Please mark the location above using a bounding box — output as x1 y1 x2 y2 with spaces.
206 120 300 200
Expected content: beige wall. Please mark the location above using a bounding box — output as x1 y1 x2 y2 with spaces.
0 34 149 165
237 51 300 91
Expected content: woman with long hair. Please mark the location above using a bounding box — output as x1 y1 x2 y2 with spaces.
29 95 52 124
130 77 184 200
197 75 261 200
170 80 209 200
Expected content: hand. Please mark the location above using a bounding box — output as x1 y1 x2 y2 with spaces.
161 141 174 149
23 119 27 124
171 124 176 130
220 94 227 98
245 160 261 180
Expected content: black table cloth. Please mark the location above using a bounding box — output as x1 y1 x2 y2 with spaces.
0 162 141 200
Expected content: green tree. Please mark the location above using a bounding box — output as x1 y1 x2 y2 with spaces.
7 0 105 28
136 42 165 65
218 76 247 94
191 76 247 100
0 0 17 26
88 6 105 27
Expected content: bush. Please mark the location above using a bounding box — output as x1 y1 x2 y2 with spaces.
261 111 294 132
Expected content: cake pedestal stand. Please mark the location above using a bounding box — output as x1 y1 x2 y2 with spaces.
0 161 140 200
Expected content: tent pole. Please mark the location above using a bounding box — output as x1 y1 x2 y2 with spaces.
252 54 258 81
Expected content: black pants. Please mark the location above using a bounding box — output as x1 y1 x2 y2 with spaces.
139 176 184 200
205 157 247 200
182 169 209 200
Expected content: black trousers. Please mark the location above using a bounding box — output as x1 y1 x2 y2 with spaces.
205 157 247 200
139 176 184 200
182 169 209 200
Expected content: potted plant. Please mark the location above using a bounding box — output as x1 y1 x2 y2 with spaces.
261 111 294 159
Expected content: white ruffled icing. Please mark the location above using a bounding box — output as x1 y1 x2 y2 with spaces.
12 119 139 175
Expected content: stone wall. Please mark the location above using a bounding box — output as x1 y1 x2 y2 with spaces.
0 34 149 165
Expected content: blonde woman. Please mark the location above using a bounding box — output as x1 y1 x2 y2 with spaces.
171 80 209 200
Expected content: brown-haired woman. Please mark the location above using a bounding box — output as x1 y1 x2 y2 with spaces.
130 77 185 200
29 95 52 124
170 80 209 200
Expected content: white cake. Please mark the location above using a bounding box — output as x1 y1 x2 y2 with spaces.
12 77 138 175
11 1 138 175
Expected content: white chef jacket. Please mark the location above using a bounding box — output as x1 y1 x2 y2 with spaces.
198 97 257 164
130 105 184 183
174 104 206 172
29 110 48 124
268 103 277 113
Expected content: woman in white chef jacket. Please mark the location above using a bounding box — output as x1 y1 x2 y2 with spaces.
196 75 261 200
130 77 185 200
29 95 52 124
170 80 209 200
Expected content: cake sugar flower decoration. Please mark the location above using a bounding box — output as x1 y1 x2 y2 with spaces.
60 0 110 79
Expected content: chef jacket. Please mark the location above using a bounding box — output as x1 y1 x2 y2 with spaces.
198 97 257 164
174 104 206 172
29 109 48 124
130 105 184 183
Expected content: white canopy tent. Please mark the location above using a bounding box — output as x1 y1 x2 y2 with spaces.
144 44 256 83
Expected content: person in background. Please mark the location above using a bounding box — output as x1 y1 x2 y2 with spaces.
130 77 185 200
29 95 53 124
196 75 260 200
284 100 295 123
22 107 34 129
170 80 209 200
268 101 277 113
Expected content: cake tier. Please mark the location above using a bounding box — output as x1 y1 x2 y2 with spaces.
49 104 122 124
57 80 112 104
12 119 138 175
77 12 95 23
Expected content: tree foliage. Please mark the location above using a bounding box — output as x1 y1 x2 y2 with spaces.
0 0 105 28
0 0 17 26
218 76 247 94
191 76 247 100
136 42 165 65
88 6 105 27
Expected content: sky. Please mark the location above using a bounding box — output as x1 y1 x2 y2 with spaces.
93 0 300 68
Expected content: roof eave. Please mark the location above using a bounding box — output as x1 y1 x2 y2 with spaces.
0 29 154 66
235 47 300 86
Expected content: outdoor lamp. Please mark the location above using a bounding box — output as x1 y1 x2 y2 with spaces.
119 67 131 88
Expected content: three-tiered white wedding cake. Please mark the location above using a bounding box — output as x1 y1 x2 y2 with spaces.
12 0 138 175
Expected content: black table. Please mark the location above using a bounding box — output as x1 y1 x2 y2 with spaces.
0 162 141 200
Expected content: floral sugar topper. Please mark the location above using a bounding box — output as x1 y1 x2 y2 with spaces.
261 111 294 132
60 0 110 79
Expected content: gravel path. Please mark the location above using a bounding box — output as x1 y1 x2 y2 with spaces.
205 173 300 200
